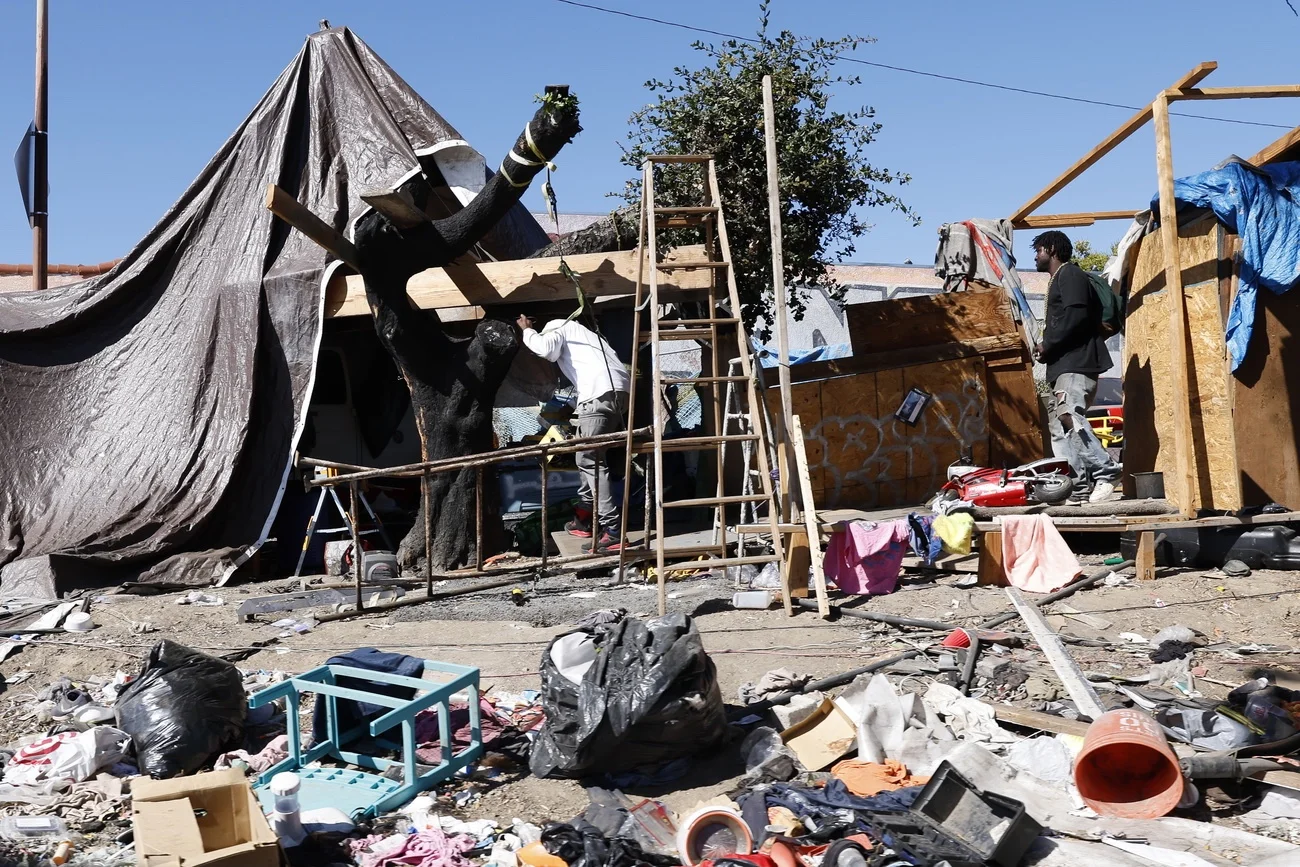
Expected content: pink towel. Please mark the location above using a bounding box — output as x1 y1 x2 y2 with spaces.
999 515 1081 593
824 519 910 595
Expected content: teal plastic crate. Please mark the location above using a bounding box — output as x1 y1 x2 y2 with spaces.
247 658 482 819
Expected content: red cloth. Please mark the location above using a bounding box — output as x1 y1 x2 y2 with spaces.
413 698 505 765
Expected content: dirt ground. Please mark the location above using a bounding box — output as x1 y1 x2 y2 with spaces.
2 545 1298 830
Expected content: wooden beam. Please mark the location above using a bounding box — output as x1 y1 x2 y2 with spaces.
1168 85 1300 101
265 183 361 271
1153 94 1198 516
1136 530 1157 581
1249 124 1300 166
360 188 429 228
1010 62 1217 223
984 701 1092 738
791 415 830 619
326 244 713 318
1014 210 1144 230
1005 586 1107 720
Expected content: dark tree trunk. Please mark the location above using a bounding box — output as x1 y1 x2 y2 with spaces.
353 98 581 571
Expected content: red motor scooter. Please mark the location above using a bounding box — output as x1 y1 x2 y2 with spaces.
935 456 1075 508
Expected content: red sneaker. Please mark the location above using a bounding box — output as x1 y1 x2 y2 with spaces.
582 532 623 553
565 517 592 538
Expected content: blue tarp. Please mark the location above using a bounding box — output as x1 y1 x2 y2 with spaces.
755 343 853 368
1151 161 1300 371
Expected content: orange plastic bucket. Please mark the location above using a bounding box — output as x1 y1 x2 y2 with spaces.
1073 709 1183 818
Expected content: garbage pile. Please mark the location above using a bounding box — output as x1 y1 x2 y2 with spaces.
0 597 1298 867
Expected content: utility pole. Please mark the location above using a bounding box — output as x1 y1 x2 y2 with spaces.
32 0 48 291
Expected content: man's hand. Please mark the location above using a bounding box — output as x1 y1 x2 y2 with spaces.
1033 342 1043 361
516 314 532 332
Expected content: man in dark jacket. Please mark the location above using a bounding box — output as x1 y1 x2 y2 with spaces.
1032 231 1121 503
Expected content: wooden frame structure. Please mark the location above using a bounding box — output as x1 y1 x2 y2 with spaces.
1010 61 1300 515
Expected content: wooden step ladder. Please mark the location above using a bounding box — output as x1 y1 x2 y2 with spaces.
616 154 787 615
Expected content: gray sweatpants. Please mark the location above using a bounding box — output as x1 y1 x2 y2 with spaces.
576 390 629 536
1046 372 1121 489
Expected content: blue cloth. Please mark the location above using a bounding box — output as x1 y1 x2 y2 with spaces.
907 513 942 566
1151 161 1300 370
310 646 425 742
755 343 853 368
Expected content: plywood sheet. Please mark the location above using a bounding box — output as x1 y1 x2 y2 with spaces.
845 283 1018 355
768 357 989 509
1123 214 1239 510
1233 267 1300 509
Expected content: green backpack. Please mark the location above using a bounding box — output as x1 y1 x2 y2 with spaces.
1084 269 1125 336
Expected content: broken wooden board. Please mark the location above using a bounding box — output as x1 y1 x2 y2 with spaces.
325 244 713 318
1005 586 1106 720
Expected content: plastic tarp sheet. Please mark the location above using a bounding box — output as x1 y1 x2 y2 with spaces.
0 27 547 587
755 342 852 368
1151 160 1300 371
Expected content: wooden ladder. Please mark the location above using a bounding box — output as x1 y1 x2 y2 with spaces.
616 154 787 616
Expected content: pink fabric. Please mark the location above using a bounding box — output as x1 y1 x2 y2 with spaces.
823 520 910 595
352 829 476 867
1000 515 1081 593
214 734 289 773
413 698 505 765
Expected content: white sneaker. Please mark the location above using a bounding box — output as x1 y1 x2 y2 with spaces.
1088 481 1120 503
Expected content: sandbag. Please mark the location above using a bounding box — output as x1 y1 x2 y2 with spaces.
114 640 246 777
530 614 728 779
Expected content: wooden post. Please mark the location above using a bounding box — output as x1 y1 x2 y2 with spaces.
1153 95 1197 516
791 415 830 618
977 530 1007 586
349 481 363 612
31 0 48 292
762 75 795 520
1136 530 1157 581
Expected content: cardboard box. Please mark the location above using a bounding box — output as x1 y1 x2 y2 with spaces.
780 696 857 771
132 769 282 867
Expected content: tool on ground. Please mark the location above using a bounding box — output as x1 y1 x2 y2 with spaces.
293 466 393 578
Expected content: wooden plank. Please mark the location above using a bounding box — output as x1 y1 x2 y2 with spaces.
1014 210 1143 230
978 530 1006 586
984 702 1093 738
265 183 361 270
1136 530 1156 581
1153 94 1197 517
1005 587 1107 720
1009 62 1216 223
360 188 428 228
974 510 1300 534
845 283 1017 356
792 415 830 618
782 529 811 600
1169 85 1300 101
1249 124 1300 166
763 75 797 523
787 333 1021 386
327 245 713 318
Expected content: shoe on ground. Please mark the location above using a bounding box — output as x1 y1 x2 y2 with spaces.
1088 481 1121 503
582 532 623 553
565 518 592 538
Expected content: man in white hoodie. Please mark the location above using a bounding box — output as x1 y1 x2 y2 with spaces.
517 314 630 552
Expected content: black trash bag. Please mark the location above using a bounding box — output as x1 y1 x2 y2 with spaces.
540 822 679 867
530 614 728 779
114 639 247 777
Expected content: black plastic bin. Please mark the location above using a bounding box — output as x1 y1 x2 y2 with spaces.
868 762 1042 867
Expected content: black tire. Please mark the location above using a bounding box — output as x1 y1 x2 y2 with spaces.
1032 474 1074 505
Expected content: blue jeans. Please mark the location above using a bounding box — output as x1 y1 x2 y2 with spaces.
1047 372 1121 488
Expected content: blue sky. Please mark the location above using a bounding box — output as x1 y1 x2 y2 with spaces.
1 0 1297 271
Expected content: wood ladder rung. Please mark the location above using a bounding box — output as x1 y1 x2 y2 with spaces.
656 260 729 270
662 375 750 385
620 543 729 560
640 328 714 341
736 523 803 534
654 206 718 215
653 206 718 228
664 494 769 509
658 554 780 574
646 154 714 163
665 317 739 326
633 434 758 454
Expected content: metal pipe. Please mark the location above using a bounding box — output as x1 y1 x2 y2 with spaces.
349 481 362 612
959 636 982 696
423 471 433 596
315 577 522 623
747 650 922 711
980 561 1133 630
539 455 549 571
475 467 484 571
793 598 953 631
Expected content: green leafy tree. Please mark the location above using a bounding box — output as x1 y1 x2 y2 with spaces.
618 1 917 340
1072 239 1119 272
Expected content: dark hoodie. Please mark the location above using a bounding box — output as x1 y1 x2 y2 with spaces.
1041 261 1113 382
